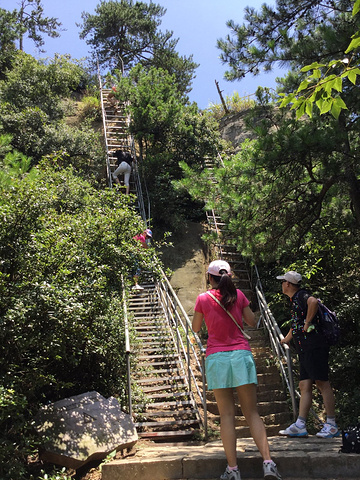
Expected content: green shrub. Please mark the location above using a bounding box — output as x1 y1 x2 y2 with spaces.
80 95 101 120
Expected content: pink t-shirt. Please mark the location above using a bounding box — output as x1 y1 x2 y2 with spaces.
194 289 251 356
133 233 148 248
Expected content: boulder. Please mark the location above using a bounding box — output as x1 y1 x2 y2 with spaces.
34 391 138 469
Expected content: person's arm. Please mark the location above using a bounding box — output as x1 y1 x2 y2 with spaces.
281 328 293 344
242 305 256 327
192 311 204 333
304 296 318 332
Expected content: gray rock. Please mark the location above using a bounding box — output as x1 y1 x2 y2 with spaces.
34 391 138 469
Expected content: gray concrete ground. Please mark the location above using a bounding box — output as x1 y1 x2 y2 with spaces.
102 436 360 479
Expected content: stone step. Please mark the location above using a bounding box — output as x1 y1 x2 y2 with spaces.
206 400 289 417
101 437 359 480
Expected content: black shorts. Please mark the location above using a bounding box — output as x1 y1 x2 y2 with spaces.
298 346 330 381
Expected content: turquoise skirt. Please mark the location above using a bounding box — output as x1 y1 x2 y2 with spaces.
205 349 258 390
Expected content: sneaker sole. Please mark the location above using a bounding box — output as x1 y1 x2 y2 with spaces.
316 431 341 438
279 431 308 437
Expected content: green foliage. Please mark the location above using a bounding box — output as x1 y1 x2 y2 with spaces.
79 0 166 72
116 64 184 146
80 95 101 120
0 158 155 479
0 8 18 77
80 0 197 95
0 51 85 119
217 0 360 119
0 52 104 176
206 91 256 120
11 0 62 52
113 64 223 230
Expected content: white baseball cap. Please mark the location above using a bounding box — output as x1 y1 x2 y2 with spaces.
207 260 231 276
276 271 302 285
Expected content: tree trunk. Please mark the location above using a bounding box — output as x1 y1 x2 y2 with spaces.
215 80 229 114
338 115 360 227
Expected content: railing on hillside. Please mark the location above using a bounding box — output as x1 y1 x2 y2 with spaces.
204 154 299 421
121 274 133 417
251 266 297 420
97 70 113 189
156 268 208 440
97 66 150 224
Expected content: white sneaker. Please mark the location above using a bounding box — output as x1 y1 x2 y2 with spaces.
132 284 144 290
220 466 241 480
263 461 282 479
316 423 340 438
279 422 308 437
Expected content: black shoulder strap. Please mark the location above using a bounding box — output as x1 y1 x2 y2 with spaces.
293 289 309 313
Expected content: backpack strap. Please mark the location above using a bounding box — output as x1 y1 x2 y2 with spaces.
206 291 251 340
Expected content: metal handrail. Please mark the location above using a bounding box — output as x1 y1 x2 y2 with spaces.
252 266 325 425
121 274 132 417
204 153 299 421
97 68 113 188
253 270 297 420
156 268 208 440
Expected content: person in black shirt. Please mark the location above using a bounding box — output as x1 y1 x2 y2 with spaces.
277 271 339 438
112 150 134 194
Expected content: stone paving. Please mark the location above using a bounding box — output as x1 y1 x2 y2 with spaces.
101 436 360 479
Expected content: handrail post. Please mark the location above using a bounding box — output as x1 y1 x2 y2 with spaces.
201 352 208 441
186 320 192 391
285 346 298 420
121 275 132 417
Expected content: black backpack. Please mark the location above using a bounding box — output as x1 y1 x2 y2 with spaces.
295 290 340 346
114 150 133 166
316 300 340 346
341 424 360 453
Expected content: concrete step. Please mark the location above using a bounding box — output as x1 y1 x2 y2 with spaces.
101 437 360 480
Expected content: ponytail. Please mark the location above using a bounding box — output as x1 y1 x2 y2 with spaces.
210 270 237 309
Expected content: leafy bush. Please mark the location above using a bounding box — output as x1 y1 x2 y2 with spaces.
206 91 256 120
80 95 101 120
0 158 154 479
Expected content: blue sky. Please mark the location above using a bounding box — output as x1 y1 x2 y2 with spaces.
1 0 281 109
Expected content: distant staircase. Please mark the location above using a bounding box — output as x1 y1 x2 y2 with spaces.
204 159 292 436
101 88 137 194
99 81 204 440
128 282 202 440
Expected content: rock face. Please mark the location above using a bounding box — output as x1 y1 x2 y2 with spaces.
34 391 138 469
219 110 256 153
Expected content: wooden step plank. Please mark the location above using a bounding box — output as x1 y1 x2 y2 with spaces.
142 382 187 393
134 418 199 428
144 391 191 400
137 429 196 439
135 374 185 384
134 409 196 418
133 400 194 409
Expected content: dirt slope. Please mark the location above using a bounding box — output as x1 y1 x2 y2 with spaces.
160 221 208 318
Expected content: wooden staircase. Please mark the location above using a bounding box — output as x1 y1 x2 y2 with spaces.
101 88 136 194
129 282 202 441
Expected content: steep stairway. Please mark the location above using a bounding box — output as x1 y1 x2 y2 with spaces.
100 84 203 440
204 160 292 437
101 88 136 194
128 282 202 441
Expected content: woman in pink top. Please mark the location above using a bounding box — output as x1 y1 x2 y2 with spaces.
193 260 281 480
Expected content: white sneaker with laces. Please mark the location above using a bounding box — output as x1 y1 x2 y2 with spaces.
132 284 144 290
220 466 241 480
263 461 282 479
279 422 308 437
316 423 340 438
